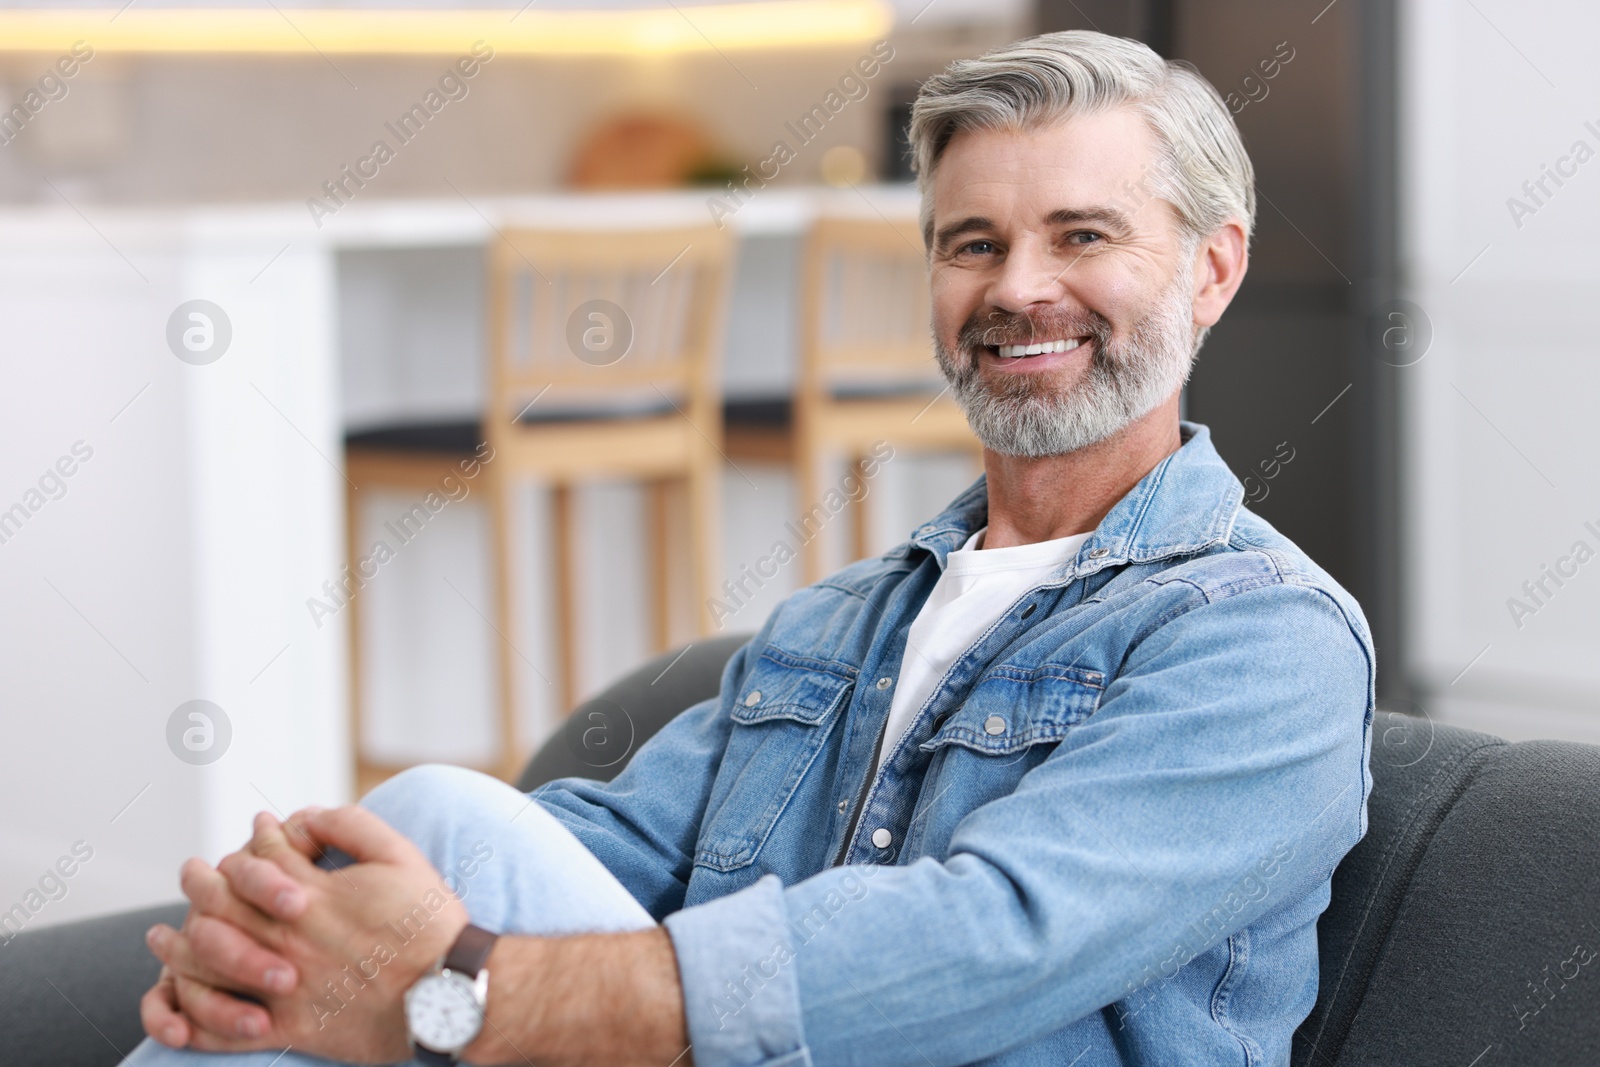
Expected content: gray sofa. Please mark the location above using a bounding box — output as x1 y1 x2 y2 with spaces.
4 634 1597 1065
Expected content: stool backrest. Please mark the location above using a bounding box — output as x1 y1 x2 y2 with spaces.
488 225 733 423
800 217 938 397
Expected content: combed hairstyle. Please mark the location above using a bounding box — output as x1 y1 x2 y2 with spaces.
909 30 1256 251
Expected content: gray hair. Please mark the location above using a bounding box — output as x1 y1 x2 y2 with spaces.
909 30 1255 250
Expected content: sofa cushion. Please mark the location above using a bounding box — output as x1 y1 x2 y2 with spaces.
0 901 187 1065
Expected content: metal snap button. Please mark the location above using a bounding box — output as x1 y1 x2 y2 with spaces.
744 690 762 707
983 715 1006 736
871 828 893 849
837 800 848 813
876 676 893 690
1089 547 1109 558
1020 603 1036 619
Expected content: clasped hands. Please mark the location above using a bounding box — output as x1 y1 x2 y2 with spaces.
141 805 469 1063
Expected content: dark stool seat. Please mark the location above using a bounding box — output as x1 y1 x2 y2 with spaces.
345 419 483 454
721 384 951 435
343 398 686 455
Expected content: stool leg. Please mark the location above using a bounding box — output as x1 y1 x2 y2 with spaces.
345 470 369 794
688 443 722 636
551 481 579 717
485 463 523 783
647 479 672 652
849 452 870 565
797 418 824 586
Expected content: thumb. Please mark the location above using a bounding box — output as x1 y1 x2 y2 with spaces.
300 805 413 866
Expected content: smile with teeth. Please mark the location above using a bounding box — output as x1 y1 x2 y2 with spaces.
991 337 1085 358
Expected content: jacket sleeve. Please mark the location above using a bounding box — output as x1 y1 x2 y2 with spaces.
662 581 1375 1067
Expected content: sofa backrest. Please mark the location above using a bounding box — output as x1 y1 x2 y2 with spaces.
517 633 750 793
1294 715 1600 1066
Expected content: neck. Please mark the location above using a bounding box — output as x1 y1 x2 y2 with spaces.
979 395 1184 550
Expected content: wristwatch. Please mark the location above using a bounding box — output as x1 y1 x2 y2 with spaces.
404 923 498 1065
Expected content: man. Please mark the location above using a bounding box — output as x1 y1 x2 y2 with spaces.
129 29 1372 1067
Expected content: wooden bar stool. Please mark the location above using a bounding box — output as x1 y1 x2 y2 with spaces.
347 225 734 791
725 216 980 582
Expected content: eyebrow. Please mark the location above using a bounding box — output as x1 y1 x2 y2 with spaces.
932 206 1137 252
1044 206 1135 233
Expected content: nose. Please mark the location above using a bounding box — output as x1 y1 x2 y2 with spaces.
988 236 1067 315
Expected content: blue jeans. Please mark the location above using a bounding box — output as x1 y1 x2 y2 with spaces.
120 764 656 1066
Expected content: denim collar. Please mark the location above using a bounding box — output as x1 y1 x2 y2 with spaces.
907 422 1244 579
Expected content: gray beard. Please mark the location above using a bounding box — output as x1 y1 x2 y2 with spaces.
934 267 1198 458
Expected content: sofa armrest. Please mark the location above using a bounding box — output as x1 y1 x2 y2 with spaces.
0 901 186 1067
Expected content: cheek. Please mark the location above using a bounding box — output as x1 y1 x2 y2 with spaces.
1069 269 1148 331
930 269 980 338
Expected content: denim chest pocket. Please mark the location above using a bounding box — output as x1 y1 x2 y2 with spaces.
694 652 856 872
919 664 1105 757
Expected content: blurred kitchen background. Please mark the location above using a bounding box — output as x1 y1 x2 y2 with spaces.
1 0 1595 924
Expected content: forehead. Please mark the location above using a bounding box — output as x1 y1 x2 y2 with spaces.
930 107 1169 233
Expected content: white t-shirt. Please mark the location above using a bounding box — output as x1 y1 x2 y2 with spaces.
873 525 1092 775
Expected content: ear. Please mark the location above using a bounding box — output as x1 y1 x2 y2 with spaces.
1190 219 1249 330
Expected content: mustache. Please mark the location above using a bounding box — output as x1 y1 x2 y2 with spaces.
957 307 1112 352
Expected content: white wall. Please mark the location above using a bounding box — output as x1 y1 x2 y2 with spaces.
1401 0 1600 741
0 207 350 931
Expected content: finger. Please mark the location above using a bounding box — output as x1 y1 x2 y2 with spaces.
151 917 287 999
179 859 281 944
281 806 329 861
185 914 298 996
218 849 308 921
246 811 321 881
302 805 414 866
140 968 192 1049
148 924 229 991
172 971 274 1046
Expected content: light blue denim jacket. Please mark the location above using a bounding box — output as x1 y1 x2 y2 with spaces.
532 422 1375 1067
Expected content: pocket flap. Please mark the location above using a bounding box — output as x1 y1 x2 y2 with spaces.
729 650 856 726
921 663 1104 755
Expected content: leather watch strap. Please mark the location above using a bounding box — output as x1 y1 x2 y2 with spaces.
443 923 498 977
413 1047 454 1067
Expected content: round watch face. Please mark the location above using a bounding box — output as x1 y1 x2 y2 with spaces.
406 971 484 1052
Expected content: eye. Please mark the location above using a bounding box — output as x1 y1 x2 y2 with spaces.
1066 230 1104 245
958 239 998 256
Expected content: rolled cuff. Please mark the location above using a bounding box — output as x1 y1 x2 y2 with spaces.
663 874 811 1067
